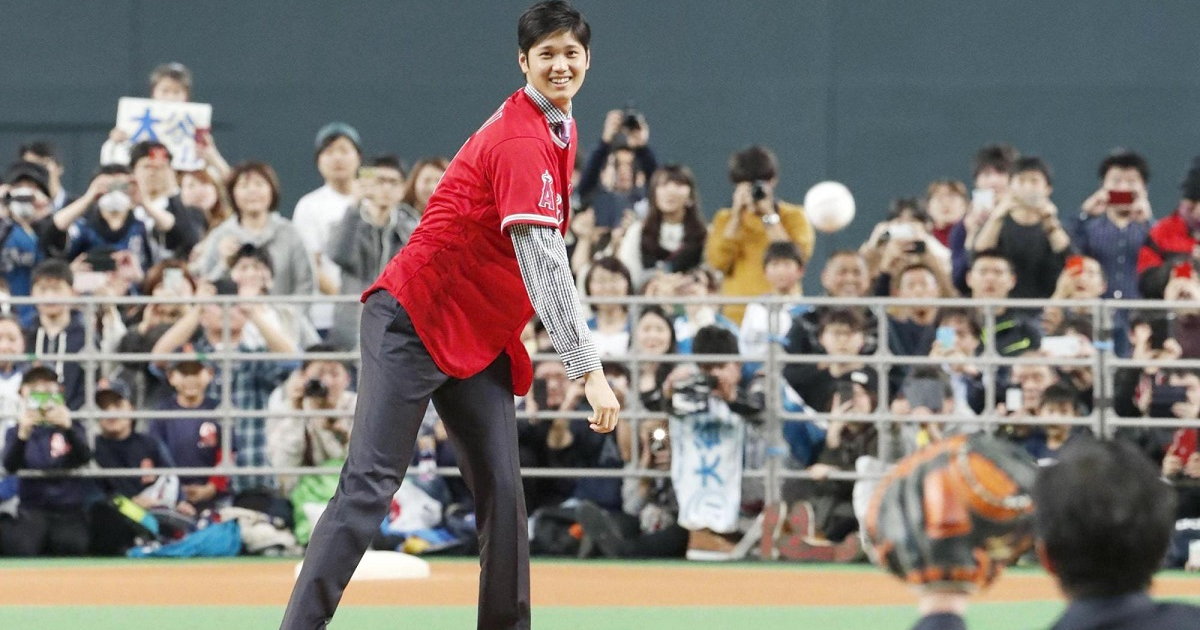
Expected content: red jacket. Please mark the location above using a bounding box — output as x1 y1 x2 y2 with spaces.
1137 211 1195 274
364 89 575 396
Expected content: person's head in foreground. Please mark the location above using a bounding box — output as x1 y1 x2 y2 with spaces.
1033 437 1176 600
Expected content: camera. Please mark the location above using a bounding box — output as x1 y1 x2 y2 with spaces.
621 102 641 131
750 180 768 202
3 191 35 205
303 378 329 400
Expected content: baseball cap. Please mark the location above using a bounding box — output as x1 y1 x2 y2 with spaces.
314 122 362 156
169 358 212 374
95 378 133 408
4 161 51 197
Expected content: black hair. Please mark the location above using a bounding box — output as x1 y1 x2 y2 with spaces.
228 243 274 275
96 389 130 410
728 145 778 184
935 307 982 338
1181 156 1200 203
129 140 172 169
31 259 73 289
149 62 192 95
763 241 805 268
1039 382 1078 412
1033 438 1175 599
1098 149 1149 183
1058 314 1094 340
21 366 61 388
1013 156 1054 186
518 1 590 55
641 165 707 272
93 164 132 179
18 141 58 164
691 325 739 366
973 143 1019 179
887 197 930 224
818 308 866 335
302 343 348 372
583 256 633 298
368 154 406 179
970 249 1014 273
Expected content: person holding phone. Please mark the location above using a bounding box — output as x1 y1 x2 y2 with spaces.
949 143 1019 295
0 161 53 322
970 156 1071 300
1136 156 1200 298
1073 149 1152 302
0 366 92 556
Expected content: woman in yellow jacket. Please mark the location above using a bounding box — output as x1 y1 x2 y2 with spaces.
704 146 815 324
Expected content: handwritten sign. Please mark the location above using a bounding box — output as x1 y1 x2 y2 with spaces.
115 97 212 171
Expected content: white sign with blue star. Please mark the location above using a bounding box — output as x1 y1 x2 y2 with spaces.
115 97 212 171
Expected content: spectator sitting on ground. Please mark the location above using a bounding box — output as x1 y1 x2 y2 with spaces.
971 156 1070 300
705 145 815 325
148 360 226 516
293 122 362 337
0 367 91 556
326 155 414 351
266 345 357 495
616 164 708 287
1138 156 1200 299
950 143 1019 294
1073 149 1152 301
195 161 314 299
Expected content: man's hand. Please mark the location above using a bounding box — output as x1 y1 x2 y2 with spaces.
16 407 39 440
1163 454 1184 477
582 370 620 433
601 110 623 143
1185 452 1200 479
183 482 217 504
1082 188 1108 217
43 402 71 430
625 116 649 148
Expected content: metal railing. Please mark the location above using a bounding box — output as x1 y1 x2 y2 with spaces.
3 293 1198 494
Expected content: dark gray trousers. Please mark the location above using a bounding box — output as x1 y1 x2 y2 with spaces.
281 291 531 629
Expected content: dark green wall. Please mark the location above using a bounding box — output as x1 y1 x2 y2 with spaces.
4 1 1199 292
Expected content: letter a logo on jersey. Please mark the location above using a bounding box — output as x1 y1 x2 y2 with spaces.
538 170 555 212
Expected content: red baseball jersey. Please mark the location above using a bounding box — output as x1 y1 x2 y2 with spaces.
364 88 576 395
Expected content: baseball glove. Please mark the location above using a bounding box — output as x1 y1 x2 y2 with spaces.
864 433 1038 592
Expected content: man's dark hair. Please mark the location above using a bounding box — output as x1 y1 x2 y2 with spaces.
1181 156 1200 203
691 325 739 367
1013 156 1054 186
31 259 73 289
368 154 406 179
969 249 1013 273
973 143 1019 179
892 263 940 295
818 308 865 335
228 243 274 275
1033 438 1176 599
1098 149 1149 183
518 1 590 55
21 366 61 389
302 343 348 372
887 197 929 224
18 141 58 164
1039 382 1078 413
129 140 172 169
93 164 132 179
728 145 778 184
934 307 981 337
763 241 805 268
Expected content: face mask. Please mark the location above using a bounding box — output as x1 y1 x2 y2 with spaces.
98 190 132 213
8 200 35 220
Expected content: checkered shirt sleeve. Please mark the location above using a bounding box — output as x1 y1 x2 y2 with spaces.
510 224 602 380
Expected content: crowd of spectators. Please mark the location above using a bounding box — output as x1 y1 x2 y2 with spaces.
1 63 1198 566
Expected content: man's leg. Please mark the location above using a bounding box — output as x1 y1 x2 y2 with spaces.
47 509 89 556
0 507 48 557
432 355 531 630
281 292 446 629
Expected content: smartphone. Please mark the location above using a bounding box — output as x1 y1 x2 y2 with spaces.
1169 429 1199 462
1005 387 1024 412
1151 385 1189 409
1041 335 1082 358
1107 190 1134 205
163 268 187 294
358 167 378 180
27 391 64 410
107 180 130 194
1065 254 1085 276
73 271 109 294
935 326 957 350
834 380 857 408
532 379 549 410
1148 314 1175 351
971 188 995 209
86 248 118 272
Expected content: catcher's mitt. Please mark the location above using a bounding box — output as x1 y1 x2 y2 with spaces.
864 433 1038 592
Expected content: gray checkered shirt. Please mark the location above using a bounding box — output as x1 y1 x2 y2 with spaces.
510 85 600 381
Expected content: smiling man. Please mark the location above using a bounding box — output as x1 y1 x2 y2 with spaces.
279 3 620 630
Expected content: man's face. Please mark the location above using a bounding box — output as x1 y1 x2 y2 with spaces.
519 30 589 110
927 185 967 227
1013 364 1057 411
896 268 939 300
368 166 405 209
98 401 134 438
1038 402 1074 421
764 259 803 294
168 366 212 400
974 167 1009 195
152 77 189 102
819 323 864 356
31 278 73 319
821 254 868 298
303 361 350 401
317 137 361 183
608 150 635 192
1065 258 1106 298
534 361 569 408
230 257 272 295
1010 170 1052 207
967 258 1015 299
1102 166 1145 198
5 180 51 220
0 320 24 357
133 151 172 193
